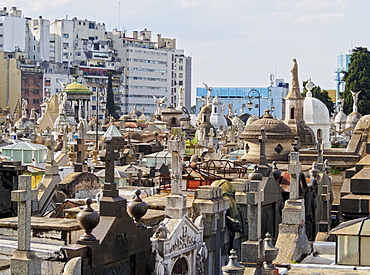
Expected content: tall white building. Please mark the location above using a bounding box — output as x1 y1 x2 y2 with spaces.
0 7 26 53
26 16 50 61
107 29 192 115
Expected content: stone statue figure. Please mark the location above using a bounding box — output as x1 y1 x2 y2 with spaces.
350 90 361 113
176 86 184 110
153 95 167 117
77 118 87 140
58 92 67 115
203 82 213 106
291 58 299 88
21 99 28 117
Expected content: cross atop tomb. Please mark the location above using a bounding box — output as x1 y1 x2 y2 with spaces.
168 127 185 195
45 133 56 163
288 146 302 200
104 138 120 184
259 127 268 165
11 175 37 251
74 138 86 164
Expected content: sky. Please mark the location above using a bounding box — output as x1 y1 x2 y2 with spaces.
4 0 370 98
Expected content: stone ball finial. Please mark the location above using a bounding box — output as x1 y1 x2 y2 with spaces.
77 198 100 242
127 189 148 227
248 164 263 181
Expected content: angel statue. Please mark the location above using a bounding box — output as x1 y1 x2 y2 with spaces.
153 95 167 117
203 82 213 106
350 90 361 113
21 98 28 117
176 86 184 110
58 92 67 115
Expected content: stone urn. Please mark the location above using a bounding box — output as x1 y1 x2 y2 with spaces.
263 232 279 274
77 198 100 241
127 190 148 227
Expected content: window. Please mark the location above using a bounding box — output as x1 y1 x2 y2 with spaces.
89 22 95 29
89 36 94 41
63 43 68 47
63 33 69 38
179 66 183 71
0 34 3 37
179 58 183 63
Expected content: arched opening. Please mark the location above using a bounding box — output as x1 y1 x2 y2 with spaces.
317 129 322 139
214 106 217 113
171 117 177 126
290 107 295 119
172 257 188 275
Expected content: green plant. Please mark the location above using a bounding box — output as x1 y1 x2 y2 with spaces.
331 167 339 174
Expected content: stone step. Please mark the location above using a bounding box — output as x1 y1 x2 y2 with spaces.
0 238 62 260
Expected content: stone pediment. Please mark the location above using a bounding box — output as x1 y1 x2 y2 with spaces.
153 215 203 257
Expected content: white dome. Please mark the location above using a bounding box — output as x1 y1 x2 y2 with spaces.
303 95 330 124
334 110 347 123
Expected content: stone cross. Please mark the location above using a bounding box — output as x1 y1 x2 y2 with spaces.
104 138 120 184
46 133 56 163
11 176 37 251
288 150 302 200
208 128 214 148
74 138 86 164
258 127 267 165
168 127 185 195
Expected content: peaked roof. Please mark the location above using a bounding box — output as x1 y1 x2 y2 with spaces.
0 142 47 151
103 124 122 138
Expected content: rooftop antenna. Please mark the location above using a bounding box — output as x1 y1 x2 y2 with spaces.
118 2 122 31
270 73 274 87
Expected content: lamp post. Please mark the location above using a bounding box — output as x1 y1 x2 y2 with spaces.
95 84 106 150
247 88 261 118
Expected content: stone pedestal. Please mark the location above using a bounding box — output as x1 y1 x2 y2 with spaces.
281 199 305 225
274 198 310 264
11 250 41 275
240 240 263 267
165 194 187 219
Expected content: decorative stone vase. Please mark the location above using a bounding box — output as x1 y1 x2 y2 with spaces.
263 232 279 274
127 190 148 227
77 198 100 241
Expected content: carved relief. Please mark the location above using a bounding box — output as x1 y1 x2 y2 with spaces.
169 225 196 253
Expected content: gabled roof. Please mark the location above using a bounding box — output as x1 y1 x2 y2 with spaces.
0 142 47 151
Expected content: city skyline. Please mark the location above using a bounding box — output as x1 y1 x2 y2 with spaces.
4 0 368 98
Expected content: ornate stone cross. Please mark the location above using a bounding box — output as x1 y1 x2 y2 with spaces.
168 127 185 195
288 148 302 200
11 175 37 251
104 138 120 184
258 127 267 165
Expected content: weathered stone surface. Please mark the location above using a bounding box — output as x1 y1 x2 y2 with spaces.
62 257 81 275
281 199 305 225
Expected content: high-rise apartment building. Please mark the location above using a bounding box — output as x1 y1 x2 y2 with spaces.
0 7 26 54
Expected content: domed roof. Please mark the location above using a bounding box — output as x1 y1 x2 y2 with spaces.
346 111 362 124
335 110 347 123
303 93 330 124
243 110 294 136
212 95 221 105
354 114 370 132
65 82 92 95
161 105 182 114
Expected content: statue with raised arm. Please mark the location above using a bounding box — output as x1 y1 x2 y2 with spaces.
291 58 299 89
153 95 167 117
350 90 361 113
58 92 67 115
21 99 28 117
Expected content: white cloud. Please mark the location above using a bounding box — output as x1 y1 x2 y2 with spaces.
275 0 349 11
295 13 344 23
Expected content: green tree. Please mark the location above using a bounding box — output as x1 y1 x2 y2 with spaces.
106 73 115 116
341 47 370 115
302 81 335 115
